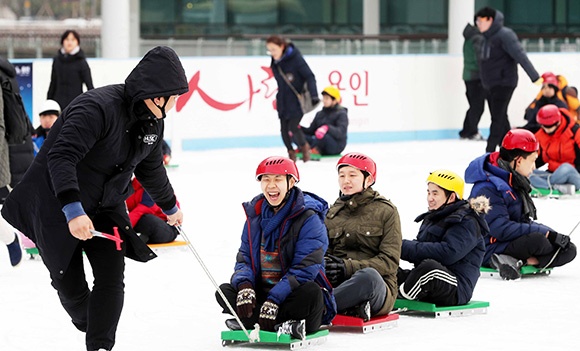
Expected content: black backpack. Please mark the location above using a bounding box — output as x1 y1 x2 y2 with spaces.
1 72 33 144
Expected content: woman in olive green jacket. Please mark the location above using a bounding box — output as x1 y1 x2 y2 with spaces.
324 152 402 320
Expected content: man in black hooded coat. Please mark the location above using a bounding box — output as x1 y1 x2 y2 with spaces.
1 46 189 351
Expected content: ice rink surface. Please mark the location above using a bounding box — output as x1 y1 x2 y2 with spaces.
1 139 579 350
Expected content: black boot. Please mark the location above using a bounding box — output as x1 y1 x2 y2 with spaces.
491 254 523 280
275 319 306 340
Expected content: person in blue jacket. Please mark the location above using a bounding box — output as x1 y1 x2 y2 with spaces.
267 35 319 162
465 129 577 280
398 170 488 306
216 156 336 337
301 86 348 156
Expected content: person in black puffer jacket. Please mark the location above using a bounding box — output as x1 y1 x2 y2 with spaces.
398 170 488 306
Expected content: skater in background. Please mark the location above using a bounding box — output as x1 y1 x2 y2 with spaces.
465 129 577 280
267 35 319 162
32 99 61 155
475 7 540 153
1 46 188 351
126 177 180 244
530 104 580 195
47 29 94 110
459 21 486 141
301 86 348 156
522 74 568 133
398 170 488 306
324 152 401 321
216 156 335 336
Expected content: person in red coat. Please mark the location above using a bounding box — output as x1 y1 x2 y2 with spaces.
531 104 580 194
126 177 180 244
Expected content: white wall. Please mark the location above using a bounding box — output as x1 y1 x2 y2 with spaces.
29 53 580 150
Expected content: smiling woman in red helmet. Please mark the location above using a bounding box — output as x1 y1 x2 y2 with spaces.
530 104 580 195
324 152 402 321
215 156 336 338
465 129 577 280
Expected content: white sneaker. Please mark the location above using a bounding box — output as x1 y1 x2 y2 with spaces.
553 184 575 195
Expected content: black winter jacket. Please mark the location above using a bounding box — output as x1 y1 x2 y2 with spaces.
271 43 318 119
479 11 539 89
401 197 489 305
2 46 189 278
302 105 348 152
47 48 94 110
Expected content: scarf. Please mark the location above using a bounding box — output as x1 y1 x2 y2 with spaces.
260 187 297 251
498 158 537 220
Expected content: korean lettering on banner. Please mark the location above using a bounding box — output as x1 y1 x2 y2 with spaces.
328 70 369 106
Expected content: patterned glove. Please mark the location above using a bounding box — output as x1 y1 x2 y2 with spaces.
258 300 279 331
236 283 256 318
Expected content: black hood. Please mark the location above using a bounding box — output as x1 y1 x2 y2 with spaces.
483 10 504 38
0 57 16 78
124 46 189 105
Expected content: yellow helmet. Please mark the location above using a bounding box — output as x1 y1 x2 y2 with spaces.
426 169 464 200
322 86 341 101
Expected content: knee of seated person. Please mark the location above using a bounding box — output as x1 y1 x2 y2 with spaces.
351 267 383 283
416 258 442 270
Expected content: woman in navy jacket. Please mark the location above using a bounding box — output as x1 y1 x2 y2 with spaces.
216 156 335 336
267 35 319 162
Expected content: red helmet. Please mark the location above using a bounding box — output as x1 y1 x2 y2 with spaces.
536 104 562 126
336 152 377 184
256 156 300 182
501 129 539 152
541 73 559 88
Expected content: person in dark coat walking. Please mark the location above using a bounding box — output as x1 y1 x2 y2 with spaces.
459 22 486 141
47 30 94 110
465 129 577 280
476 7 540 153
1 46 189 351
216 156 336 336
267 35 319 162
398 170 488 306
302 86 348 156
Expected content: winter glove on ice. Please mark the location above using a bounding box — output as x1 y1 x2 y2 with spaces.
315 125 329 139
258 300 279 331
547 231 571 250
324 254 346 287
236 283 256 318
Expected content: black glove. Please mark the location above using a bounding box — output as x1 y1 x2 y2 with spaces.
311 97 320 106
324 254 346 287
258 300 279 331
547 231 571 250
236 283 256 318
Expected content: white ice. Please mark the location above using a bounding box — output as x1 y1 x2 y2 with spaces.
1 139 579 350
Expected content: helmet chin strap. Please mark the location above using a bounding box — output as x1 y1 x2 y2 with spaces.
151 97 170 119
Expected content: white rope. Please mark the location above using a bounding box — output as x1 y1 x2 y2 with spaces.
176 225 257 342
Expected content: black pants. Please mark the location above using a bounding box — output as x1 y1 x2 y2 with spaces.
459 80 486 138
216 282 324 333
398 259 458 306
280 117 306 151
486 85 515 153
503 232 577 268
134 214 178 244
49 214 126 351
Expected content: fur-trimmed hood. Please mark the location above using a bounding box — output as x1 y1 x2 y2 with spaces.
469 195 491 214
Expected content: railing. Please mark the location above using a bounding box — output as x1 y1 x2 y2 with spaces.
3 31 580 58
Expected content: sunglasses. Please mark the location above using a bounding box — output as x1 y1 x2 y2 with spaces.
541 122 559 129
